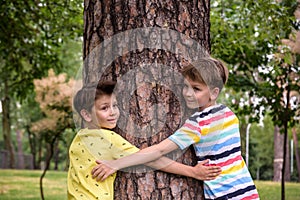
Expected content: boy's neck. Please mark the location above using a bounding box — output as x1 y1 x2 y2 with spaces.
198 102 217 111
100 127 114 131
84 122 100 129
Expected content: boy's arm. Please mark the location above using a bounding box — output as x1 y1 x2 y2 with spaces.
115 138 178 169
92 156 221 182
92 138 178 180
92 139 221 181
146 157 221 181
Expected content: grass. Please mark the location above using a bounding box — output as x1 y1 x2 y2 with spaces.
255 180 300 200
0 169 67 200
0 169 299 199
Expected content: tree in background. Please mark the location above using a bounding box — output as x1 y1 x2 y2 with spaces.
31 69 76 200
280 3 300 182
291 124 300 181
248 116 275 180
272 8 300 194
0 0 82 168
211 0 299 199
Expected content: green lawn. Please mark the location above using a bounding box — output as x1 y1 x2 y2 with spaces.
0 169 299 199
0 169 67 200
255 180 300 200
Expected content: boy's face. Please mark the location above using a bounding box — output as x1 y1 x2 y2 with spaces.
91 94 120 129
182 77 213 111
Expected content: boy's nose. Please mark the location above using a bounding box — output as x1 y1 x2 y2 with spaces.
185 87 194 96
110 107 118 115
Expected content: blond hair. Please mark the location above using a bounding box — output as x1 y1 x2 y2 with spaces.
181 57 228 91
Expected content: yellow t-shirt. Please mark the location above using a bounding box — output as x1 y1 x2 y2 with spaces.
67 128 139 200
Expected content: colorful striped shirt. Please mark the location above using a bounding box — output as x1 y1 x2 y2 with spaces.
169 104 260 200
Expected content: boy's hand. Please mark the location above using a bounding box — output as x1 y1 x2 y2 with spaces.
192 159 222 181
91 160 116 181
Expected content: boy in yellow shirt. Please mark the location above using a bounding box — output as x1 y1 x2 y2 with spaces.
67 80 221 199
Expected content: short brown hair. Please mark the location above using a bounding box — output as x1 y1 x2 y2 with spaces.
181 57 228 91
73 80 116 114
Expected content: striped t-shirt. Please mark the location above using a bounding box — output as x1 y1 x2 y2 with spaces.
169 104 259 200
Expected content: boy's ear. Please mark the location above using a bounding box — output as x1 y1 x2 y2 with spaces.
80 109 92 122
210 87 220 101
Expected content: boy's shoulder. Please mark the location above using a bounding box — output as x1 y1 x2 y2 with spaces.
77 128 136 149
190 104 235 121
78 128 118 137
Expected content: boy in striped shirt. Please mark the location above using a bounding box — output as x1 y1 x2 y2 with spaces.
92 57 260 200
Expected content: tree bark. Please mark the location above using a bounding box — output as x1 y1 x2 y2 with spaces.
1 80 15 168
54 140 60 170
273 125 290 182
83 1 210 199
16 129 24 169
292 127 300 182
26 126 38 169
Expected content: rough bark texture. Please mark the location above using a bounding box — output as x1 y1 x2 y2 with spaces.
83 0 210 199
273 126 291 182
16 130 25 169
292 128 300 182
1 81 15 168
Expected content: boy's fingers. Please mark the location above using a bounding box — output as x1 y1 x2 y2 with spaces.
96 171 104 181
92 165 101 175
198 159 209 166
91 162 115 181
95 167 111 181
92 165 105 178
96 168 106 181
91 167 97 176
92 168 100 178
96 160 103 164
101 174 109 182
91 166 98 175
210 169 221 174
209 166 221 172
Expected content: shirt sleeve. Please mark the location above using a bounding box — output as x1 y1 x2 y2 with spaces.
168 117 201 150
77 129 138 161
109 132 139 159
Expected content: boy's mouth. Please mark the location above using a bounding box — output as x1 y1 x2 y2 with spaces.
184 98 197 104
107 118 117 123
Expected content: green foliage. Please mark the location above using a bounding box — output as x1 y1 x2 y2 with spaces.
211 0 300 129
0 0 83 99
248 116 274 180
58 40 83 78
0 0 83 169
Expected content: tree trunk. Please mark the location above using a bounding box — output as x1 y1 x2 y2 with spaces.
83 0 210 199
292 127 300 182
273 125 290 182
38 135 43 169
54 140 59 170
1 80 15 168
26 127 38 169
16 129 25 169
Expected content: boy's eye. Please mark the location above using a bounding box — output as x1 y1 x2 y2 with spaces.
193 87 201 91
100 106 109 110
183 84 189 88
